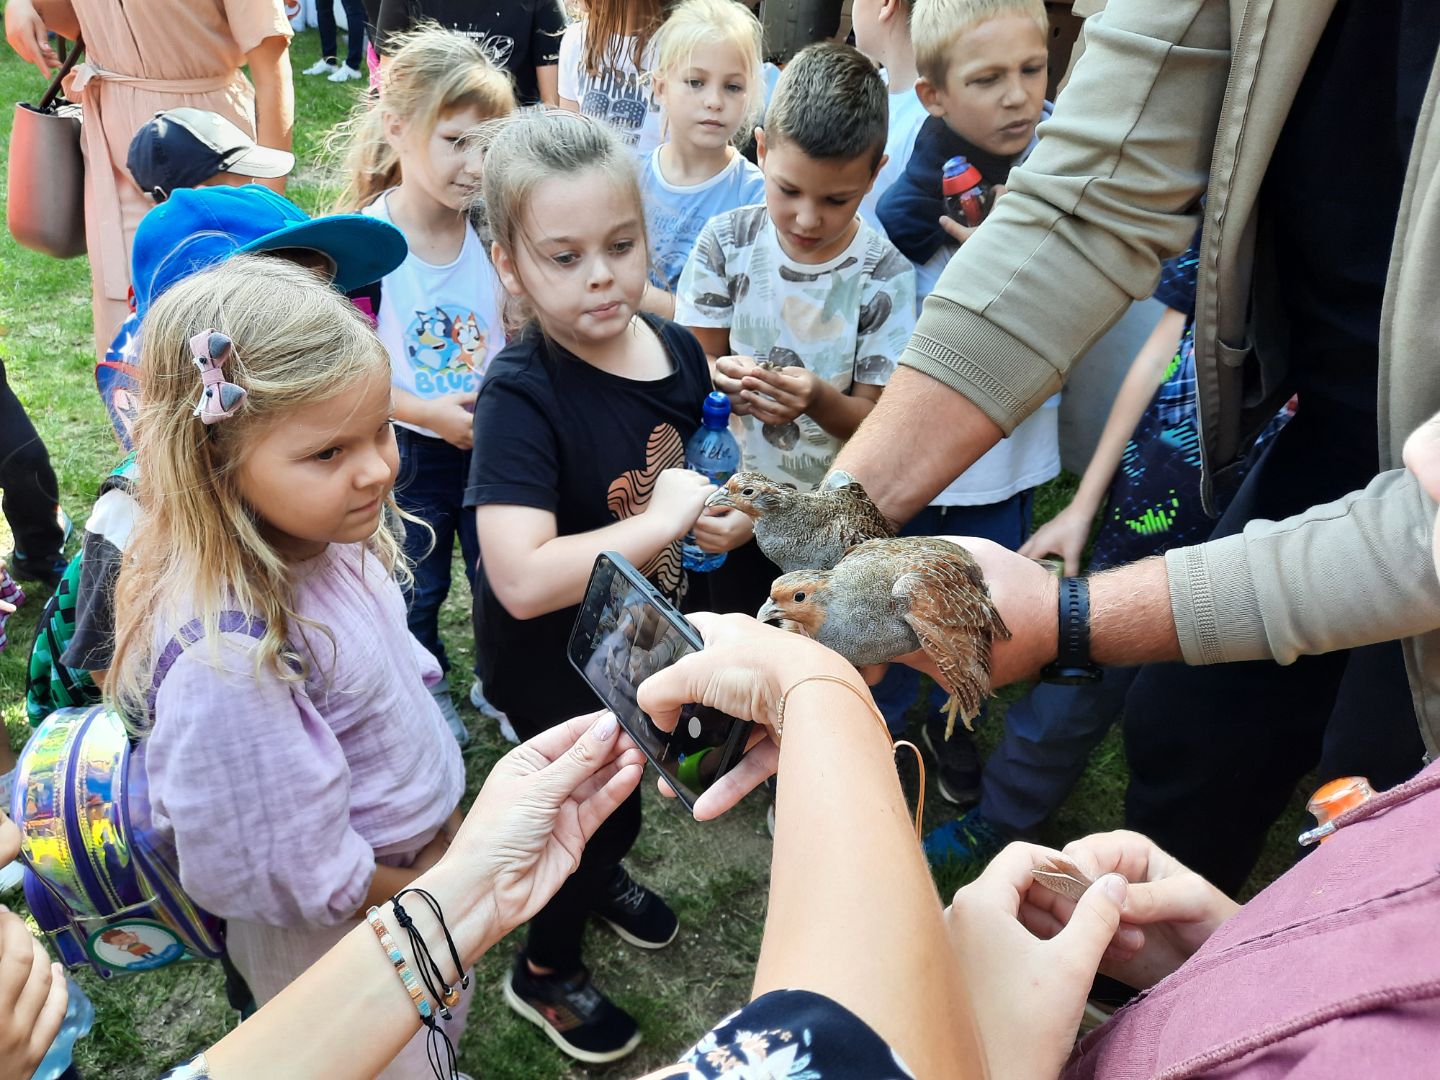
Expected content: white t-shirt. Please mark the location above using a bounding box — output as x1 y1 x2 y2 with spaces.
859 81 929 230
557 22 665 159
362 192 506 438
639 148 766 292
676 204 917 490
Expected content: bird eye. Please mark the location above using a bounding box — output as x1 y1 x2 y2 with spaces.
792 591 806 602
741 487 755 496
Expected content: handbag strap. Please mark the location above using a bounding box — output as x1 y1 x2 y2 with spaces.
37 34 84 112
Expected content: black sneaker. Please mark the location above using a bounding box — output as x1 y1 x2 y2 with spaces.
593 865 679 949
504 956 642 1063
921 714 982 807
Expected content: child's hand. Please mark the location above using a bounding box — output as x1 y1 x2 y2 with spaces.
423 392 479 451
1017 503 1094 577
646 469 716 539
713 355 760 416
0 907 69 1080
691 506 753 554
740 365 821 425
939 183 1009 245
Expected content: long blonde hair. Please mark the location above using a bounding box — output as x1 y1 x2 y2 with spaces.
331 23 516 213
471 108 646 333
651 0 764 144
107 256 405 728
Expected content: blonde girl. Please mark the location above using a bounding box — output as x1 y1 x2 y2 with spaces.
557 0 669 157
108 257 468 1080
639 0 766 313
464 109 744 1063
334 24 517 742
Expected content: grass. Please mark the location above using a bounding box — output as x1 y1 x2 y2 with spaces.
0 28 1310 1078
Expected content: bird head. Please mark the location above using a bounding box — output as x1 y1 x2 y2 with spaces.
757 570 832 638
704 472 794 518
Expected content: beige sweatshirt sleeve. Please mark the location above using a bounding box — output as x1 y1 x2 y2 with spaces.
1166 468 1440 665
902 0 1232 432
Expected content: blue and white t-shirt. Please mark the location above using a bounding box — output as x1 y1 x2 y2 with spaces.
362 191 506 438
557 21 665 159
640 148 765 293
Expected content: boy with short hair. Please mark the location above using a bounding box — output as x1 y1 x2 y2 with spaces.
676 41 916 611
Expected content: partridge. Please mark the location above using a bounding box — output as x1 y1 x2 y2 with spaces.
703 469 894 573
757 536 1011 737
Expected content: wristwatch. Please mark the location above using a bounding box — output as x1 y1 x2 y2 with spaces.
1040 576 1103 685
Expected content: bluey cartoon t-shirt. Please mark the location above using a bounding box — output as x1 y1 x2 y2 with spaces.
675 205 917 489
362 191 506 437
640 147 766 293
557 21 664 158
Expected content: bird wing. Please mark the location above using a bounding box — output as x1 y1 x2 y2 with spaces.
892 540 1011 723
831 484 897 551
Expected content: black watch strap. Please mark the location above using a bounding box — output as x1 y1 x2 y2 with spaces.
1041 576 1102 684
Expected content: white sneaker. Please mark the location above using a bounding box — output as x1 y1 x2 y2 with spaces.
430 686 471 748
302 58 337 76
327 64 363 83
470 679 519 744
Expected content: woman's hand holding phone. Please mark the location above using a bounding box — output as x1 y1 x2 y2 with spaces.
636 613 865 819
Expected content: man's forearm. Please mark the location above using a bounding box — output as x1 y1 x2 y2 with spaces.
832 365 1004 528
1089 557 1182 667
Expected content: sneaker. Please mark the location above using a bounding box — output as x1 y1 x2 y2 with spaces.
593 865 678 949
504 955 642 1064
0 569 22 653
923 806 1008 869
469 679 519 744
430 685 471 747
302 58 337 75
921 714 982 807
327 64 363 82
7 552 65 592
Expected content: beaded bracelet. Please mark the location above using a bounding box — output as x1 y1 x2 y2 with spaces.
775 674 926 840
367 905 434 1024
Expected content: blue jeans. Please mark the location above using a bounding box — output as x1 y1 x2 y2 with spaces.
871 491 1033 737
394 428 478 676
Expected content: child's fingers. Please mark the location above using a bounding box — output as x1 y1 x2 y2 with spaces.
938 215 976 244
0 910 36 1008
29 963 68 1064
12 936 56 1033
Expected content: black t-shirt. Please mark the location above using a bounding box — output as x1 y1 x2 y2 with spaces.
464 314 712 726
376 0 565 105
1260 0 1440 412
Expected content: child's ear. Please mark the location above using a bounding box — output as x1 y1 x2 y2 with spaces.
862 152 890 195
491 241 524 299
915 76 946 119
754 126 767 166
381 109 406 148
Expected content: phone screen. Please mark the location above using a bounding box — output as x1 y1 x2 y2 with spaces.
569 554 751 810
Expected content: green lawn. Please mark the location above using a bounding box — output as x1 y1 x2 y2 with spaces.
0 27 1310 1079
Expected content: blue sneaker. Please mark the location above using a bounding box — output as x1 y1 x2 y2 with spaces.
923 806 1008 869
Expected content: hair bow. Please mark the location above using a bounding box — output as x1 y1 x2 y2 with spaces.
190 330 246 424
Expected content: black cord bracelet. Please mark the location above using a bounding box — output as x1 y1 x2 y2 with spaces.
391 888 469 1080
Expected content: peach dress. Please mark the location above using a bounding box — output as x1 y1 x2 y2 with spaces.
62 0 292 357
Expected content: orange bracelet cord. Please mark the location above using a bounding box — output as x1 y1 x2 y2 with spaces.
777 674 927 841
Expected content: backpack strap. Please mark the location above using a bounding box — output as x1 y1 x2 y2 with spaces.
144 611 268 722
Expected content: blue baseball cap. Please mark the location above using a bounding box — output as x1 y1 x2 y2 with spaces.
131 185 408 317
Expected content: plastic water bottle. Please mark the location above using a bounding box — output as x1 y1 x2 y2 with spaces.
682 392 740 573
942 155 992 229
33 976 93 1080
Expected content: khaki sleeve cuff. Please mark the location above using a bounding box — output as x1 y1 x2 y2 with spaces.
1165 537 1272 666
899 301 1065 437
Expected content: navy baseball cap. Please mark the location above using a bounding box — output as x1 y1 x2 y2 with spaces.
127 108 295 200
131 186 408 317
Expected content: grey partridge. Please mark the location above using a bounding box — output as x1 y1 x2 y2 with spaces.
757 536 1011 737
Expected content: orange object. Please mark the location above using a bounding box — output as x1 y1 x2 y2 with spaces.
1304 776 1376 843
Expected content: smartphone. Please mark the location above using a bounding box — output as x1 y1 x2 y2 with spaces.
568 553 753 812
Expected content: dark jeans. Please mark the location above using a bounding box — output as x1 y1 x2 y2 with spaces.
0 359 64 566
316 0 367 68
1123 398 1428 894
508 708 643 972
395 428 479 676
871 491 1034 736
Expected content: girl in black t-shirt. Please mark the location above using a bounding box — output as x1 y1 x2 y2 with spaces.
464 109 750 1064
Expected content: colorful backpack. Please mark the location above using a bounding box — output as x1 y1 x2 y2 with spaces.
13 612 266 978
25 454 138 727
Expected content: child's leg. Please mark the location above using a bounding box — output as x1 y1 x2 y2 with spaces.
394 430 462 673
340 0 367 68
314 0 339 62
0 362 65 582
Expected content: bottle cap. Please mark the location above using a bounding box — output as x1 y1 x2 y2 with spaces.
942 155 983 194
702 390 731 427
1306 775 1375 831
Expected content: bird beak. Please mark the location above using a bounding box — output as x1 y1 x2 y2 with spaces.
756 598 784 626
705 488 733 509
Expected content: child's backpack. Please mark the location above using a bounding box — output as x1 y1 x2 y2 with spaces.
25 454 139 727
13 611 266 978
